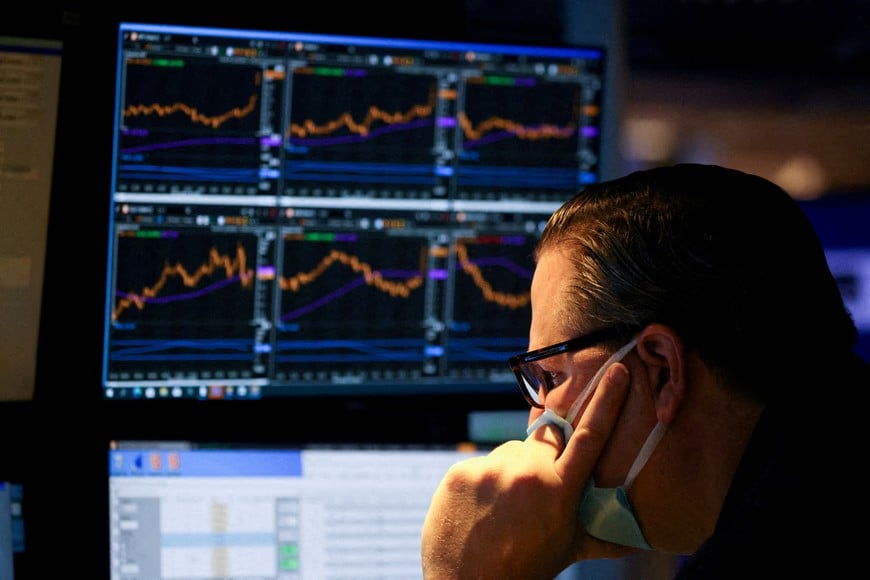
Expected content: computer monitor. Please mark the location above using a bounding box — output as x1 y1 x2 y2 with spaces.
97 20 610 402
799 192 870 361
0 482 19 580
108 439 487 579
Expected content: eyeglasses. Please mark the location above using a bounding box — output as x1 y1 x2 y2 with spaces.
508 327 625 408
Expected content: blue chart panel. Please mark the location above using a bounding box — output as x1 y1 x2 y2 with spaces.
448 234 535 368
284 69 438 192
276 230 428 379
117 59 282 195
107 229 267 380
457 76 599 198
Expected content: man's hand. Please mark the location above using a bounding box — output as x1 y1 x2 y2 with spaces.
420 363 634 579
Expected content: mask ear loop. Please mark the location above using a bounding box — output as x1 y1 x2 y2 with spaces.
527 336 639 443
564 337 639 426
622 421 666 489
577 336 664 490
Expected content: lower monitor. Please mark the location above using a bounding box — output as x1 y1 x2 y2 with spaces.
108 439 487 579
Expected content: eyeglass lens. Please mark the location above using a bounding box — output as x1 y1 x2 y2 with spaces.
517 362 547 407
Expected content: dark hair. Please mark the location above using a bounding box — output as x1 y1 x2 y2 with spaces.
537 163 857 401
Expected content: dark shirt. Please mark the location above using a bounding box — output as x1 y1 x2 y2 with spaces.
674 353 869 579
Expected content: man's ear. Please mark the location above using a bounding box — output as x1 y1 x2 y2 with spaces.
635 324 686 425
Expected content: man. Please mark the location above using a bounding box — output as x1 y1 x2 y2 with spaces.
421 164 868 579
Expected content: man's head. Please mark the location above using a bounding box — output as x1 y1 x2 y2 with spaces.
535 163 857 402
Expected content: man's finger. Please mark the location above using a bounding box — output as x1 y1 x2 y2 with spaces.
557 361 631 488
526 419 568 457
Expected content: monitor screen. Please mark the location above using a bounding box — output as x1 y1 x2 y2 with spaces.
799 193 870 361
102 21 609 401
108 439 487 579
0 481 22 580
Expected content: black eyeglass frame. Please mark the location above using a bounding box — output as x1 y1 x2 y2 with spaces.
508 327 626 408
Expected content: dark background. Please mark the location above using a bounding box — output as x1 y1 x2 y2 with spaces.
2 1 868 578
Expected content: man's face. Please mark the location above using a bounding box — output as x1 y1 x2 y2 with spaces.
528 247 658 487
527 247 611 421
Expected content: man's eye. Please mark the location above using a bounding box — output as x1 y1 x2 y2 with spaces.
543 370 565 388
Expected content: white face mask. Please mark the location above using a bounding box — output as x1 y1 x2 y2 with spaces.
526 337 665 550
